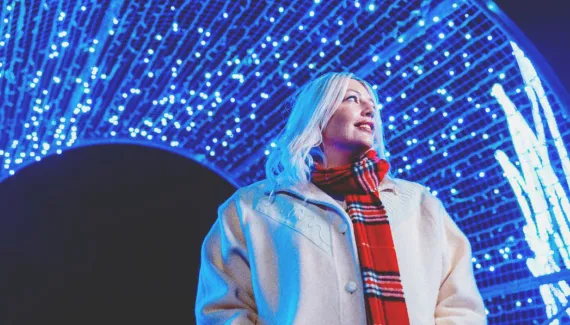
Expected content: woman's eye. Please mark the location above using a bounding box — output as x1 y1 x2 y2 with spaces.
345 95 358 102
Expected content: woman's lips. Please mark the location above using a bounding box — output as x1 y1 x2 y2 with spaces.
356 124 373 133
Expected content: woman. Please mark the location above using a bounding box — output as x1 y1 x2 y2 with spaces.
195 72 486 324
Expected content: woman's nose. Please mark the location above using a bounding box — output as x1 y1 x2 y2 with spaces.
362 101 374 117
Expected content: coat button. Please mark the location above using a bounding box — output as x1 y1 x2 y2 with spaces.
338 223 348 234
345 281 358 293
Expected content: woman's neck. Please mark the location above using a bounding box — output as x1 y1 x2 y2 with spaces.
322 146 369 168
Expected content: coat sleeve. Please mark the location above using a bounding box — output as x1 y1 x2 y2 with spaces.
195 192 259 325
431 193 487 325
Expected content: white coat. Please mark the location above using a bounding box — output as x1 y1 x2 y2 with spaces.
195 176 487 324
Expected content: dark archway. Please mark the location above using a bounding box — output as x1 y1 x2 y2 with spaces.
0 144 236 324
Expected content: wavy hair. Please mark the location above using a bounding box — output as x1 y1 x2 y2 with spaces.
265 72 387 188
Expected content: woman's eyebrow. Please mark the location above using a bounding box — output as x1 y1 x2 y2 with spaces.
346 89 374 103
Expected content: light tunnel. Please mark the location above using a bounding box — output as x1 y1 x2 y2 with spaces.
1 0 570 323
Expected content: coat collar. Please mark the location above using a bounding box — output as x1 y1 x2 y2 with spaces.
272 175 401 209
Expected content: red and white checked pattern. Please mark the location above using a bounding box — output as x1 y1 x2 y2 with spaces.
312 150 411 325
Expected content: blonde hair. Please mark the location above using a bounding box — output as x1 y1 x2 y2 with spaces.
265 72 387 188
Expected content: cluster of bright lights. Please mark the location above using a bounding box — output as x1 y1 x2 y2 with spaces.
1 0 570 323
493 42 570 323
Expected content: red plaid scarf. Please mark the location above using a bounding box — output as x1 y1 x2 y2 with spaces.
311 150 410 325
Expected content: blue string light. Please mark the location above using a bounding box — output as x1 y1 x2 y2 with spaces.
1 1 570 323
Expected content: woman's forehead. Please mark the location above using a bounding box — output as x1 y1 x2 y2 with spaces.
345 79 374 100
348 78 368 89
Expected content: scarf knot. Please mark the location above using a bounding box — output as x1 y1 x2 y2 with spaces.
311 149 390 195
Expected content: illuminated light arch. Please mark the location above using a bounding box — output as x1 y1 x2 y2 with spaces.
1 0 569 323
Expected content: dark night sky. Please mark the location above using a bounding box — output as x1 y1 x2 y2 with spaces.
0 1 569 324
495 0 570 95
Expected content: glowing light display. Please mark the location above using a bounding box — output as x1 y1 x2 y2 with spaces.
1 0 569 323
493 42 570 324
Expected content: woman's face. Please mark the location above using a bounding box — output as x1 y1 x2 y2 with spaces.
321 79 376 159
